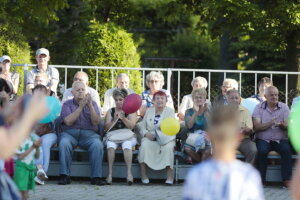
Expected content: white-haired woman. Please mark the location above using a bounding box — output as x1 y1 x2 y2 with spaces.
214 78 239 106
140 71 174 116
178 76 211 121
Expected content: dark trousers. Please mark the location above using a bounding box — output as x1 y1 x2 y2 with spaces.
256 139 292 182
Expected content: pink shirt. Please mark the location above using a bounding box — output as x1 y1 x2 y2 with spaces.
252 101 289 142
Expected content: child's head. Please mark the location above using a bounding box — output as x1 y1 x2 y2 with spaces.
208 105 240 151
32 84 48 96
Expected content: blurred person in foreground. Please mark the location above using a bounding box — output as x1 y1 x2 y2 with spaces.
183 105 264 200
291 156 300 199
14 126 42 200
0 92 48 200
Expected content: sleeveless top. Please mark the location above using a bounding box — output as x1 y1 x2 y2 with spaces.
110 108 129 131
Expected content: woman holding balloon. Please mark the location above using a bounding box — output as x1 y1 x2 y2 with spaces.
138 91 177 185
104 89 138 185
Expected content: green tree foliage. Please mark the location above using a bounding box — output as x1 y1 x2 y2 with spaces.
161 31 219 69
76 21 142 101
0 24 31 95
185 0 300 88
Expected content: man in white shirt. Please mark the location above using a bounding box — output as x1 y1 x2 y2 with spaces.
62 71 101 112
102 73 134 116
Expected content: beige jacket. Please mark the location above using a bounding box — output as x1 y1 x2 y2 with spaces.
137 106 176 144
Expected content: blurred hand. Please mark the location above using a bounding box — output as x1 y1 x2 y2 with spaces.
118 111 125 120
241 127 253 136
276 121 288 130
145 133 156 141
26 91 48 121
197 104 206 115
79 96 88 108
33 138 42 148
86 93 92 105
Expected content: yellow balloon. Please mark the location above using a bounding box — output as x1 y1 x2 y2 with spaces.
160 117 180 136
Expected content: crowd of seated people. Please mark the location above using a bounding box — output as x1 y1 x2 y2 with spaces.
1 48 298 188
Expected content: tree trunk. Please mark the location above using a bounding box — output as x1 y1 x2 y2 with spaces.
218 30 239 85
286 30 300 92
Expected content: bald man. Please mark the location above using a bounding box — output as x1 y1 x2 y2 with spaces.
62 71 101 111
59 81 105 186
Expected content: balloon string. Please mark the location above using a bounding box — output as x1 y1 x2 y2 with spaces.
106 116 120 133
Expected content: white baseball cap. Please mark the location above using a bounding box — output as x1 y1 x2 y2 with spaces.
0 55 11 63
36 48 50 56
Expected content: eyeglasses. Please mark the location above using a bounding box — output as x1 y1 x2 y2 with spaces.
222 85 231 89
149 80 159 83
194 96 206 100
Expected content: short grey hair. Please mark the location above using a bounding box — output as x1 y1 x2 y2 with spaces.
264 86 278 96
116 73 129 81
146 71 164 88
191 76 208 89
223 78 239 90
74 71 89 81
226 89 240 97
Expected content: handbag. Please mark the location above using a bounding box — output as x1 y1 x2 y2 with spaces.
106 128 135 143
155 129 176 146
185 130 207 152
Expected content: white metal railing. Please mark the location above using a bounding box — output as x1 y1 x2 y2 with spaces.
12 64 300 108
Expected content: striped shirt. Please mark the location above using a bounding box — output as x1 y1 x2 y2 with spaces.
183 159 264 200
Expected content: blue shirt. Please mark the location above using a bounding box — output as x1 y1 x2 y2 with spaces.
183 159 265 200
61 99 100 132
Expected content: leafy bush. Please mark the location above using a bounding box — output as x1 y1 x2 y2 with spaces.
0 24 31 95
76 21 143 102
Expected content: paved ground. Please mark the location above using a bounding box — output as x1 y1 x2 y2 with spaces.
29 180 292 200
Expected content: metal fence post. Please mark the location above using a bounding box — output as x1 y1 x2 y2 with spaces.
167 68 172 92
23 64 28 94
